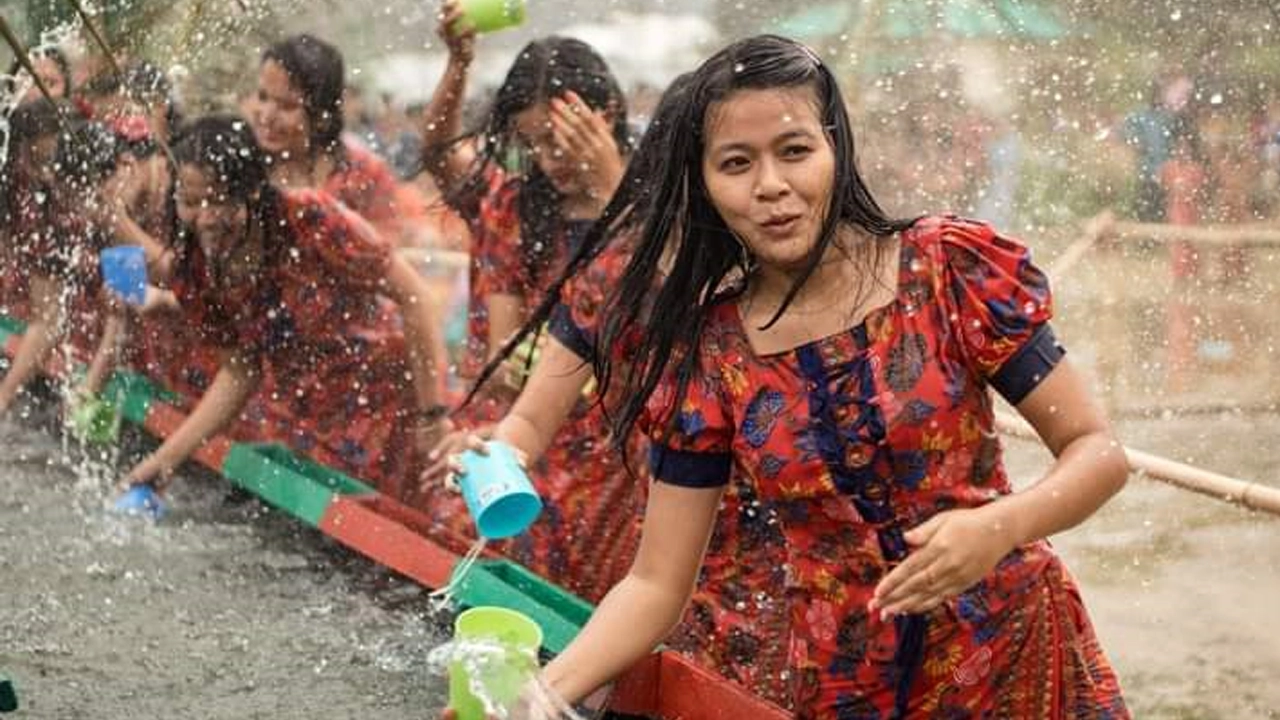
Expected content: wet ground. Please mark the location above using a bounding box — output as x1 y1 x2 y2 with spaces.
0 400 451 719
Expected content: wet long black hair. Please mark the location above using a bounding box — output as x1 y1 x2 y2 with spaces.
463 71 695 405
590 35 913 447
457 37 629 288
170 114 286 292
261 34 346 158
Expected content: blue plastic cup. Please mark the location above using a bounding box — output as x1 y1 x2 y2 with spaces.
113 483 167 520
458 441 541 539
100 245 147 305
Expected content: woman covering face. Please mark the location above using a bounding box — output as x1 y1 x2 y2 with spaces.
416 5 642 604
247 34 408 246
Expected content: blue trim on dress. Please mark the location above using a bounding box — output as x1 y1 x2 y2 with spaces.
649 444 731 488
795 328 926 720
990 323 1065 404
548 302 595 362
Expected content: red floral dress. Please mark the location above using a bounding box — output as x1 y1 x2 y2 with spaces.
425 167 643 602
645 217 1128 719
324 141 405 245
145 141 406 410
170 189 423 500
550 238 794 707
1 176 41 321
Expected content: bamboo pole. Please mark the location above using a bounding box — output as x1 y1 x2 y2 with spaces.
63 0 125 79
1047 210 1115 280
1112 220 1280 247
994 411 1280 517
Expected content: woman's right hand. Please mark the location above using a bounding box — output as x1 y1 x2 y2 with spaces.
119 455 173 495
422 423 496 490
438 0 477 65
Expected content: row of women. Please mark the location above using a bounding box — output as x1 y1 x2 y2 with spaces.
2 5 1133 716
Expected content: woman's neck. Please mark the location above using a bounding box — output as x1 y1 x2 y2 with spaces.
750 225 869 312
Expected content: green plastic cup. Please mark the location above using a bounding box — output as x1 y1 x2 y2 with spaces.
69 394 120 445
448 606 543 720
457 0 526 33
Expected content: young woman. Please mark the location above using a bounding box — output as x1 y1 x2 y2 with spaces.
416 3 639 601
0 109 113 416
251 34 411 248
0 98 66 322
510 36 1130 719
119 115 444 503
425 73 793 706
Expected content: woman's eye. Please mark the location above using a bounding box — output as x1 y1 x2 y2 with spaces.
719 156 749 172
782 144 813 158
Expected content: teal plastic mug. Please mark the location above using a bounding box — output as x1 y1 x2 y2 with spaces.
448 606 543 720
458 0 526 33
458 441 541 539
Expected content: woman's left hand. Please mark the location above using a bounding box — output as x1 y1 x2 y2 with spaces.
118 456 173 495
869 506 1017 618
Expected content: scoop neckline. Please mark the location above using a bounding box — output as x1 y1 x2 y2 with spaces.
730 234 909 359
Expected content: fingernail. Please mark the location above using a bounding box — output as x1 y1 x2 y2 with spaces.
879 609 890 623
428 450 439 460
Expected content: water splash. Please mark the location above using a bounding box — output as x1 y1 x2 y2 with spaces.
0 21 82 169
427 637 587 720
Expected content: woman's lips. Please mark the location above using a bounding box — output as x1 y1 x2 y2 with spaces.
760 214 801 236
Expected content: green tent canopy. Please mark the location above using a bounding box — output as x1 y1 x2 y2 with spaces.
775 0 1067 41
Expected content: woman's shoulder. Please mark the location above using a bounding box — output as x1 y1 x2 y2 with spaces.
902 213 998 247
339 139 394 176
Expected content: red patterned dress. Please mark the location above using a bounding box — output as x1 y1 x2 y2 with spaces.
324 141 406 245
425 167 643 602
1 176 40 322
550 238 793 707
645 217 1128 719
146 141 406 410
170 189 423 500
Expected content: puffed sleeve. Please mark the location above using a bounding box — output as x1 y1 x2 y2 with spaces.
283 189 392 292
937 216 1064 404
548 240 630 362
643 354 734 489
